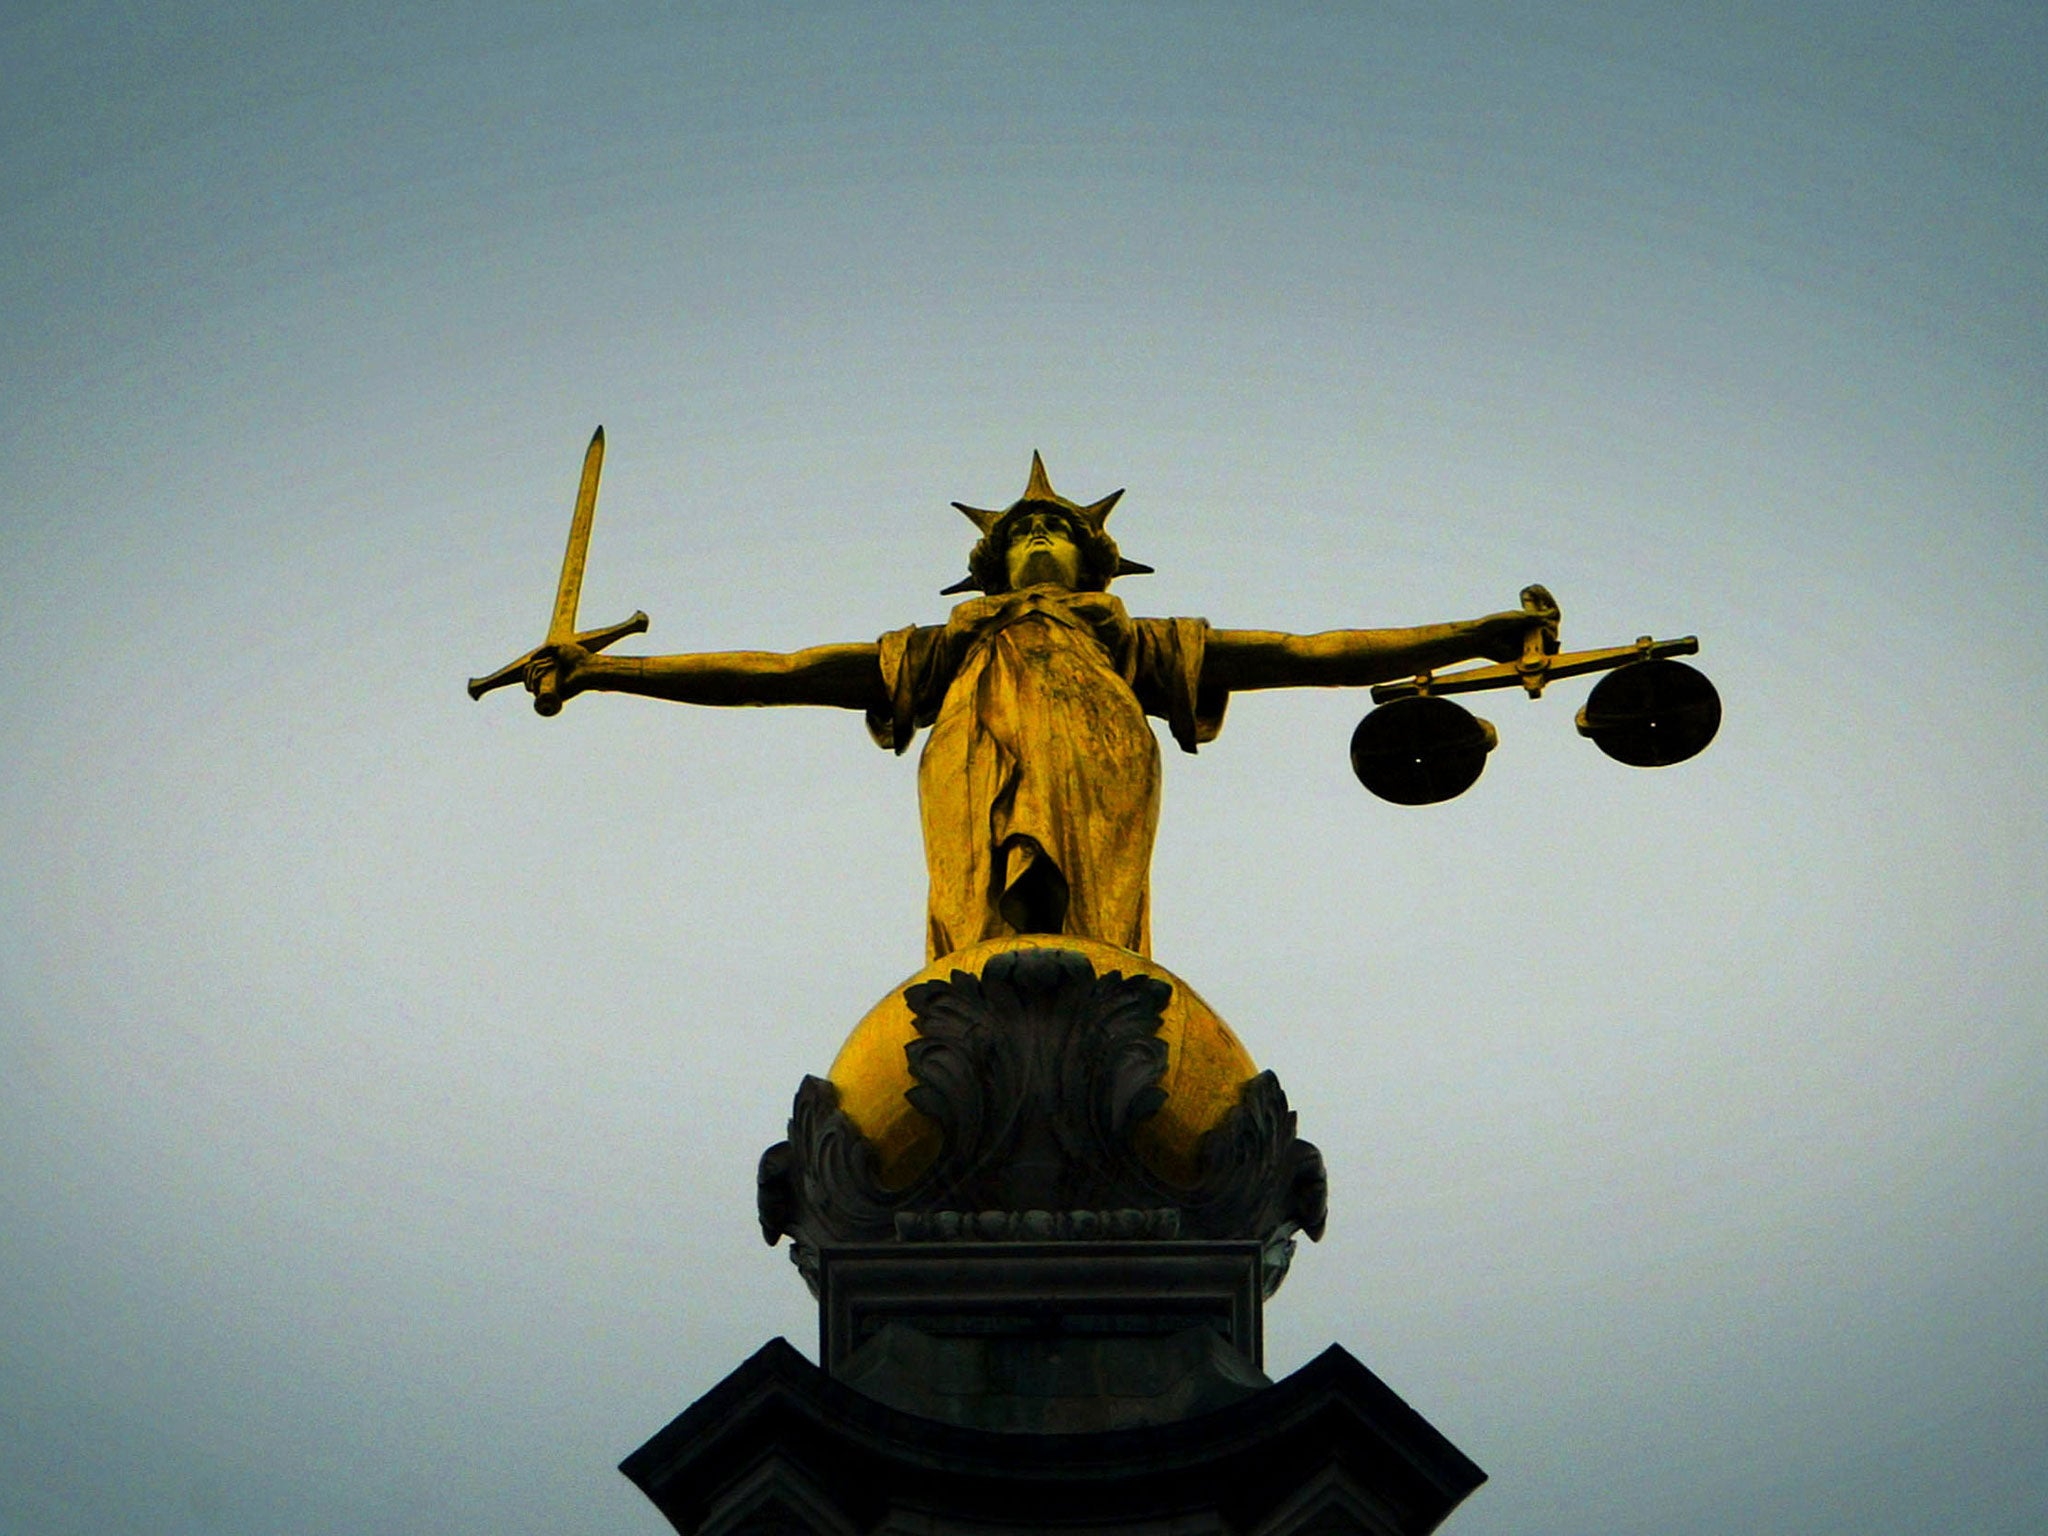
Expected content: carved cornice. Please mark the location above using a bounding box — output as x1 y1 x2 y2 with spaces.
758 947 1325 1295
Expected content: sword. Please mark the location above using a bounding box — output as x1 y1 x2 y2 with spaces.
467 426 649 714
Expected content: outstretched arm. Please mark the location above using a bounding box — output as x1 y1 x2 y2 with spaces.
538 638 887 711
1202 591 1557 693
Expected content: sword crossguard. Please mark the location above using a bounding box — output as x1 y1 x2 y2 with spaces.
466 610 650 707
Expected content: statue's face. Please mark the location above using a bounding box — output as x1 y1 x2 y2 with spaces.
1003 510 1085 590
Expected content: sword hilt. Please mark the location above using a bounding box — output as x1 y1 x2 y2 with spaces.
466 610 650 707
533 668 564 717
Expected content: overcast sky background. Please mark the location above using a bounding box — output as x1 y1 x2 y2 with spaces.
3 5 2044 1534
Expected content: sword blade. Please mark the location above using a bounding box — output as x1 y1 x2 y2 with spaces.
546 426 606 646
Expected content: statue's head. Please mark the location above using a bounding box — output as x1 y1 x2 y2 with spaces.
945 453 1154 596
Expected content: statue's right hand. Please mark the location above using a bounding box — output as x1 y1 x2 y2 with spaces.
524 639 592 716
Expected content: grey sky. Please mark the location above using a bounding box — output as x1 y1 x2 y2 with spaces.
2 5 2043 1534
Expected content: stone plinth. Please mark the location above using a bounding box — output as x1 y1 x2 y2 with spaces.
622 1245 1484 1536
630 943 1478 1533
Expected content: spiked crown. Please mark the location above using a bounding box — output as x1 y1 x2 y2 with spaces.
943 452 1154 595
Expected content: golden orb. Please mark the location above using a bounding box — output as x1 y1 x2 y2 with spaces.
827 935 1258 1191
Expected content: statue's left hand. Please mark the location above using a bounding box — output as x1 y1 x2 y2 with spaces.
1473 585 1560 663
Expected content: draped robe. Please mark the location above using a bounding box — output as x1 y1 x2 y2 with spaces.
866 587 1228 962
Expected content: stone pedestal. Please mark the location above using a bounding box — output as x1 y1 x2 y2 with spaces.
820 1242 1268 1433
622 1244 1483 1536
625 943 1482 1533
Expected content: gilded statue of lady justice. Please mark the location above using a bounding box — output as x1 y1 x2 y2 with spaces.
510 450 1554 964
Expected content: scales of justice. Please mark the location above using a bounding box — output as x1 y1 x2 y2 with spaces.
472 429 1719 1536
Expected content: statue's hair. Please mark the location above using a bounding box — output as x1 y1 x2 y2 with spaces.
966 502 1124 595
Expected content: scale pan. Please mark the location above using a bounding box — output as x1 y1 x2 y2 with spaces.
1575 659 1721 767
1350 695 1498 805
